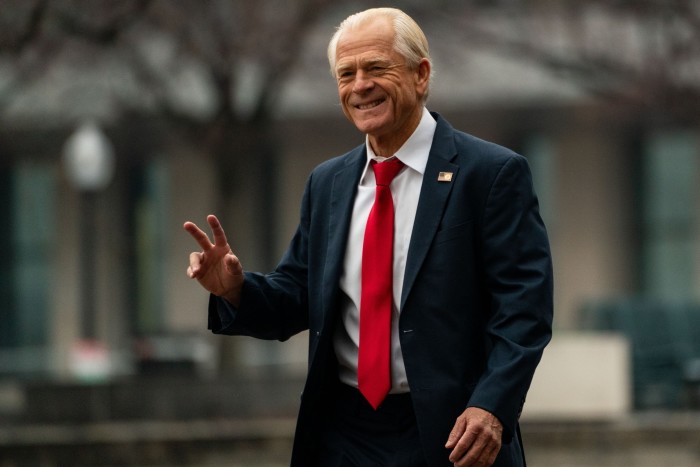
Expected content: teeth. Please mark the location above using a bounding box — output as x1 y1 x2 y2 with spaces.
358 100 383 110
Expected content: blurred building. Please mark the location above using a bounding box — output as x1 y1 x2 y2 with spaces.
0 3 699 415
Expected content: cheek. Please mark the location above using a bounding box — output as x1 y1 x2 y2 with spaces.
338 86 353 106
337 89 349 106
337 89 354 120
395 86 419 110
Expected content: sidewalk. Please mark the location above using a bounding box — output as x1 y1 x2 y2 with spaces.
2 413 700 466
522 412 700 466
0 418 295 466
2 375 700 466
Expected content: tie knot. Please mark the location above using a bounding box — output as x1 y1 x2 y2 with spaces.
371 158 405 186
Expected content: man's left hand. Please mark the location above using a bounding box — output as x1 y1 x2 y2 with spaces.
445 407 503 466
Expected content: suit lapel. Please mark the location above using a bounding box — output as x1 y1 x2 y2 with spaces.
317 116 459 317
321 147 366 331
401 116 459 310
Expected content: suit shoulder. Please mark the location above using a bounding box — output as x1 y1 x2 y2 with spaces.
443 125 533 188
309 144 364 180
453 129 522 164
433 114 523 167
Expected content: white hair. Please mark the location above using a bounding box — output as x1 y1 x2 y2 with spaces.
327 8 434 100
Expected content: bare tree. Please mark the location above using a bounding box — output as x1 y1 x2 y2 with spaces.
2 0 697 337
0 0 336 370
5 0 696 218
414 0 700 124
0 0 333 268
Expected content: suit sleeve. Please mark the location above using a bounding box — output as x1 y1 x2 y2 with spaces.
467 155 553 440
207 176 313 341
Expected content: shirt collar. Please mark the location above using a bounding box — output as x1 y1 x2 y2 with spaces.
362 107 437 181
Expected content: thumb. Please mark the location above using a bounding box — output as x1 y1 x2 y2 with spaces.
224 252 242 275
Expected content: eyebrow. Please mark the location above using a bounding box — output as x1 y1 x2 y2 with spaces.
335 56 394 75
335 63 354 76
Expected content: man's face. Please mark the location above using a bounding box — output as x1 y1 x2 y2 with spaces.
333 18 429 151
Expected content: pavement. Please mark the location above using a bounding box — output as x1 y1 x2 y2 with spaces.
2 413 700 466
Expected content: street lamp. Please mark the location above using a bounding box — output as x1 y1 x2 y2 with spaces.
63 121 115 193
63 121 115 381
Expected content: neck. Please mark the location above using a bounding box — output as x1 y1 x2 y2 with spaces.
368 107 423 158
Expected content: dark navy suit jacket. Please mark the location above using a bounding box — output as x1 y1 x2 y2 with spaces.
209 113 553 466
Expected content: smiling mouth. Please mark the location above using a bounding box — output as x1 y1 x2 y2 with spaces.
355 98 386 110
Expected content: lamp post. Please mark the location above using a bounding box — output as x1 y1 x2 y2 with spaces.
63 121 115 381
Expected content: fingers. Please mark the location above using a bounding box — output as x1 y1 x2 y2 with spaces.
446 408 502 466
184 216 243 303
207 214 229 248
183 221 214 250
183 215 230 250
445 417 466 449
450 432 491 466
187 252 203 279
446 423 477 464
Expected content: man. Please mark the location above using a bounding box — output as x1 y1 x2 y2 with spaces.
185 7 552 467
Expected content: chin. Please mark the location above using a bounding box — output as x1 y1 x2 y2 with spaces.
351 115 390 136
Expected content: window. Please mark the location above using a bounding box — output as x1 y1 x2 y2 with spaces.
523 134 555 231
0 161 54 375
641 130 698 298
127 158 169 336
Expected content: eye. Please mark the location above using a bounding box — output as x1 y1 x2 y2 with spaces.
337 69 354 81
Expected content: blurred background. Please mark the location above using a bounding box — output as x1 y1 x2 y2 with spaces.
0 0 699 465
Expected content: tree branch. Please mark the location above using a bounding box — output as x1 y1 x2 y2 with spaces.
0 0 49 53
51 0 154 46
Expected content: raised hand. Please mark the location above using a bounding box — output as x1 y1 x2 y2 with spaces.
183 214 244 306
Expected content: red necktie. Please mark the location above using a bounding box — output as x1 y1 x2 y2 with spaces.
358 157 404 410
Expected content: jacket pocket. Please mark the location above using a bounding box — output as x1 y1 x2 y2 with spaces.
434 221 473 245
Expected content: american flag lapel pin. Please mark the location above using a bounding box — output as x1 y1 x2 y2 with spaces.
437 172 453 182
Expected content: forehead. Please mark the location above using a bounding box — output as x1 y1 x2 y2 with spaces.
335 17 397 64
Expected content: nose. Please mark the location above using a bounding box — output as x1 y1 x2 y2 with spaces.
352 69 374 94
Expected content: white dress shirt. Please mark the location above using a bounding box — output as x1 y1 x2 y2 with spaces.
335 108 437 393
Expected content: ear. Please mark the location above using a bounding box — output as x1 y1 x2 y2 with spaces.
414 58 431 98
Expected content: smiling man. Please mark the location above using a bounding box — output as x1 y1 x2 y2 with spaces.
332 14 429 158
185 7 553 467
